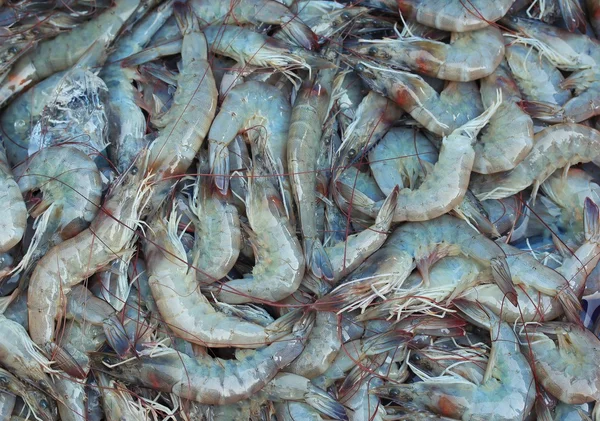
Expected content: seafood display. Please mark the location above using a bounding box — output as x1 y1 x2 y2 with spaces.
4 0 600 420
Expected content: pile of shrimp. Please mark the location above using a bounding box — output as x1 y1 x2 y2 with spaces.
4 0 600 419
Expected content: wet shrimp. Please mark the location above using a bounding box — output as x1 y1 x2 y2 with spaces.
375 302 535 420
91 313 314 405
336 92 500 222
355 61 483 136
27 151 152 367
471 123 600 201
396 0 516 32
356 25 504 82
0 0 140 107
190 0 319 50
96 373 148 421
0 138 25 252
0 367 57 421
208 157 305 304
143 205 298 348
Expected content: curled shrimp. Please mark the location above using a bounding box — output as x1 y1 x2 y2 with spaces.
336 90 500 222
27 151 152 367
208 157 305 304
91 312 315 405
471 123 600 201
0 138 26 252
354 61 484 136
0 0 141 107
375 302 535 420
355 25 504 82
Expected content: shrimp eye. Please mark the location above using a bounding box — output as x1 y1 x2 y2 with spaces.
368 46 378 56
40 399 49 409
348 148 357 158
102 356 113 364
38 380 51 392
341 12 352 21
0 376 8 385
131 166 138 175
8 47 18 54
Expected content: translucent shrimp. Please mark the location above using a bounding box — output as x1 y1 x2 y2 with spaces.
190 0 319 50
288 70 336 281
475 59 534 174
354 61 484 136
0 367 57 421
374 302 535 421
0 0 141 107
471 124 600 201
97 373 148 421
519 322 600 404
336 93 500 222
208 81 291 205
91 313 314 405
356 26 504 82
143 207 298 348
27 152 151 362
13 146 102 268
321 214 517 314
0 139 25 252
396 0 516 32
208 158 305 304
54 376 86 421
145 3 217 210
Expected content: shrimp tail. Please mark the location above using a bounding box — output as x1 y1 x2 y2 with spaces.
305 238 335 281
279 20 321 51
304 384 349 421
375 185 399 228
557 286 584 326
520 100 564 122
453 299 498 331
584 197 600 243
121 39 183 68
47 343 86 379
489 256 518 307
558 0 586 32
103 314 131 358
363 330 410 356
264 309 302 337
210 142 230 195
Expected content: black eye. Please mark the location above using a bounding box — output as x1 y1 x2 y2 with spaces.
8 47 18 54
348 149 357 158
368 46 378 56
40 399 49 409
131 166 138 175
341 12 352 21
102 356 113 364
0 376 8 385
38 380 51 392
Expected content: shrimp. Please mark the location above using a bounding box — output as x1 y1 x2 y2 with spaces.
143 206 298 348
54 375 86 421
145 3 217 210
288 67 336 281
186 159 241 285
374 302 535 421
0 367 57 421
519 322 600 404
356 26 504 82
587 0 600 37
0 138 25 252
208 157 305 304
275 402 325 421
91 313 314 405
101 0 175 174
471 124 600 201
27 151 151 363
354 61 483 136
208 81 291 205
475 59 534 174
336 92 500 222
0 0 141 107
319 214 517 314
97 373 148 421
190 0 319 50
13 146 102 268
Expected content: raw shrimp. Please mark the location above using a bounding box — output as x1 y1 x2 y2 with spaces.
101 0 175 173
91 313 314 405
13 146 102 266
0 0 141 107
587 0 600 37
145 3 217 209
356 26 504 82
275 402 325 421
471 124 600 200
54 375 86 421
190 0 319 50
519 322 600 404
0 139 25 252
397 0 516 32
27 151 151 362
355 61 484 136
319 214 516 314
336 93 500 222
288 71 335 281
208 158 305 304
208 81 291 203
475 59 534 174
375 302 535 420
0 367 57 421
143 207 297 348
97 373 148 421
